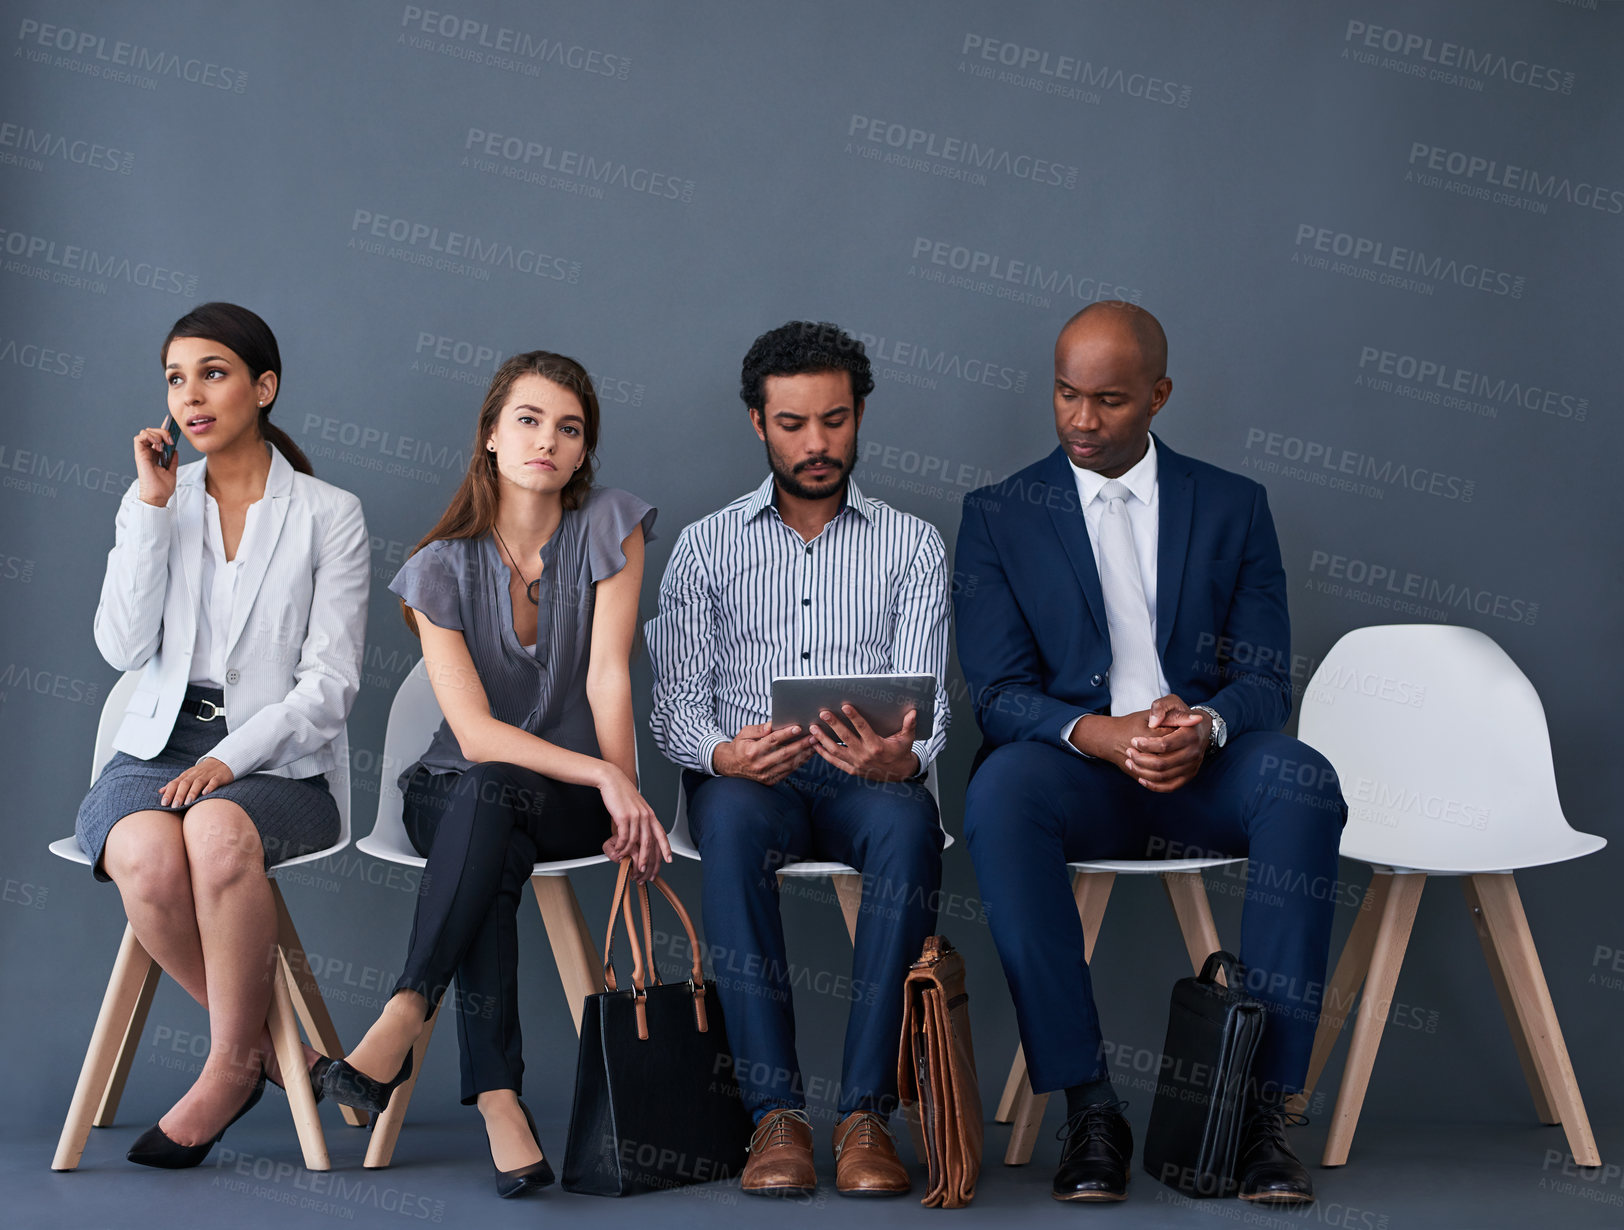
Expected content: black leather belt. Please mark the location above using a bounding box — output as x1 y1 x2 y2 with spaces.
181 696 227 722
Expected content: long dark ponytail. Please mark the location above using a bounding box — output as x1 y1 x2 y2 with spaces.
161 302 314 475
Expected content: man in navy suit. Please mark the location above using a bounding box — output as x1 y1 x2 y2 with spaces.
955 302 1345 1206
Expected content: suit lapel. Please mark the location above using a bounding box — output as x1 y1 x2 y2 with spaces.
177 465 204 618
1154 437 1193 655
223 445 293 661
1041 448 1108 640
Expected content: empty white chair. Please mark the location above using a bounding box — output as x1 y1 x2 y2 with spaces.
354 658 617 1168
1295 624 1603 1166
51 670 363 1173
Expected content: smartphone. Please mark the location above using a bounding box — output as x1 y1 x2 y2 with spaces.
158 413 176 469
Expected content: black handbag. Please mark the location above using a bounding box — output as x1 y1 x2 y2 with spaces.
1141 950 1266 1198
562 859 753 1196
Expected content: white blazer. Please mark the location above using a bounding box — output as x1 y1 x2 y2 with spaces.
93 442 369 780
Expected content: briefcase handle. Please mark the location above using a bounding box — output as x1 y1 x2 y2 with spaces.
1198 949 1249 990
600 858 710 1040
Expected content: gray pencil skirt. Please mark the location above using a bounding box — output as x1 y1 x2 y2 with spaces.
75 684 341 882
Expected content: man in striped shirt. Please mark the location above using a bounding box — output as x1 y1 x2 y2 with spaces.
646 321 950 1200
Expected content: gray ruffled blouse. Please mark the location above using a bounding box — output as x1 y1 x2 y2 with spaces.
386 486 657 788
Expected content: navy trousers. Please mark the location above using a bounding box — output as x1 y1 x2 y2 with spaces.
683 756 943 1121
964 732 1346 1097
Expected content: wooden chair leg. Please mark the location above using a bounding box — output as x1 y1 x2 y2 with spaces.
1322 871 1424 1167
273 885 367 1128
830 873 862 941
1468 874 1599 1166
364 1002 442 1169
269 950 329 1171
1289 871 1392 1116
532 873 603 1037
995 1043 1027 1123
1161 871 1222 974
1462 877 1557 1125
93 950 161 1127
53 925 156 1170
1004 870 1116 1166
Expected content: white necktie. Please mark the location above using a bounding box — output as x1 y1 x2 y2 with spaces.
1097 480 1160 716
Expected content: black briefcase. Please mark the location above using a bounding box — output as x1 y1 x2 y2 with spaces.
562 860 754 1196
1142 950 1266 1198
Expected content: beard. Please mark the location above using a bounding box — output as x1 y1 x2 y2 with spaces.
766 435 856 501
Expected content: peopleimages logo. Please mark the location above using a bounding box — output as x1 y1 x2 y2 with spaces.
398 5 629 79
958 34 1192 108
1242 429 1475 502
462 127 695 202
1292 223 1525 298
847 115 1077 189
853 328 1026 394
1342 19 1575 94
1356 346 1587 422
348 209 581 283
0 119 134 174
15 17 248 92
1406 142 1622 218
1306 550 1537 626
0 226 199 296
910 236 1142 309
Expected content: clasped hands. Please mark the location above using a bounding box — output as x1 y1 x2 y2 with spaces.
1070 694 1212 793
713 707 920 786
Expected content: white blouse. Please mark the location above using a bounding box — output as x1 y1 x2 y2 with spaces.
188 493 269 688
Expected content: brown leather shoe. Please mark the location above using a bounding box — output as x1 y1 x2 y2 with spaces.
741 1108 816 1197
832 1111 910 1198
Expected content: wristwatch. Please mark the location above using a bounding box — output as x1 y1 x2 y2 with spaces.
1191 705 1227 756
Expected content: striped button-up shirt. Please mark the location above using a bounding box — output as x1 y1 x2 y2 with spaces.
645 476 950 776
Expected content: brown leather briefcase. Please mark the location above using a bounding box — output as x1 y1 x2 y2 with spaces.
897 935 983 1208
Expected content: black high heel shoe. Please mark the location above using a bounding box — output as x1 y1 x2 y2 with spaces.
320 1049 413 1114
490 1098 554 1199
127 1069 267 1169
266 1053 332 1104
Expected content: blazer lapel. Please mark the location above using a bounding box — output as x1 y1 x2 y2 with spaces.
1154 436 1194 655
1041 448 1108 640
223 445 293 660
176 464 205 617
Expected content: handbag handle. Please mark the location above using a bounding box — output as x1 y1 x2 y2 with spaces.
600 858 710 1039
1198 949 1247 989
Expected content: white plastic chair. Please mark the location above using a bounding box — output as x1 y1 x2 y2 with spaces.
1294 624 1604 1167
50 670 363 1173
354 658 617 1169
992 849 1247 1164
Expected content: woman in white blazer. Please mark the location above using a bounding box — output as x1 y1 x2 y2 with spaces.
75 302 369 1168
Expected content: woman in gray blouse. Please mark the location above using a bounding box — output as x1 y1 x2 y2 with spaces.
319 352 666 1198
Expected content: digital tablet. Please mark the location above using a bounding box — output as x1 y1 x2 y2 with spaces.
771 673 935 742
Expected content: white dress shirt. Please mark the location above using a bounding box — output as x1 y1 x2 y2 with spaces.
188 494 268 688
1060 437 1171 748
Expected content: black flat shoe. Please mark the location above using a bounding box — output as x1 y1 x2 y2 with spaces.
321 1049 413 1114
491 1098 554 1199
127 1070 267 1169
1236 1101 1314 1205
1052 1099 1133 1202
266 1054 331 1105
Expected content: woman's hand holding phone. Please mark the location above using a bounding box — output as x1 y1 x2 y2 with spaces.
134 415 178 507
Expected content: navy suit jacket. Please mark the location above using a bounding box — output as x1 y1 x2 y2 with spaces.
953 435 1292 765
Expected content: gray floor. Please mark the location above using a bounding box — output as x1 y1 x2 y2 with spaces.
9 1097 1621 1230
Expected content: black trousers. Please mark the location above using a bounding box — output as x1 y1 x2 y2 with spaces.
394 761 611 1104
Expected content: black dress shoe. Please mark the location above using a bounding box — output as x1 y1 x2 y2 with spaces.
321 1049 413 1114
127 1070 267 1169
490 1098 555 1199
1052 1099 1133 1202
1236 1101 1314 1204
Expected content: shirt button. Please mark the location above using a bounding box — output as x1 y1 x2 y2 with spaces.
804 545 812 555
802 598 810 606
226 669 240 684
1090 674 1102 687
801 651 810 659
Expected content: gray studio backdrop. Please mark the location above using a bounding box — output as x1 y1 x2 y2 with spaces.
2 0 1619 1167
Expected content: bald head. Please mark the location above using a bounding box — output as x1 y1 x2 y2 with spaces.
1059 301 1167 383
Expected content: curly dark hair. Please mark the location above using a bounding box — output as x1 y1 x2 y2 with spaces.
739 321 875 415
